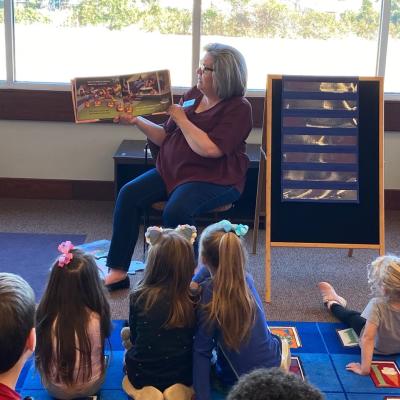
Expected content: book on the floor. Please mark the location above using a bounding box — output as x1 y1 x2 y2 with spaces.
370 361 400 388
77 240 146 276
71 69 172 123
290 356 305 380
76 239 111 259
270 326 302 348
336 328 359 347
95 257 145 278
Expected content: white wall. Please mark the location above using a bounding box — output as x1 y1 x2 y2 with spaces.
0 120 399 189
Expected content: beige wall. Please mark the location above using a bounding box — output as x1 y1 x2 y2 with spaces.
0 120 399 189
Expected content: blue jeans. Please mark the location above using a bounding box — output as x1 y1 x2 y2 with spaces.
107 168 241 271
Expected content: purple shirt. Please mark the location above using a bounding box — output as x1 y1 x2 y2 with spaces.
156 87 252 194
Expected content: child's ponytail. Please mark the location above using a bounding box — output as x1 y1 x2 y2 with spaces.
201 221 255 351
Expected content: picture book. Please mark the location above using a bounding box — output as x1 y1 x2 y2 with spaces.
76 239 111 259
270 326 302 349
370 361 400 388
96 257 145 278
290 356 305 380
336 328 359 347
71 69 172 123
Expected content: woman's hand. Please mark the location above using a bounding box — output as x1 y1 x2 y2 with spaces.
114 113 138 125
167 104 187 125
346 362 370 375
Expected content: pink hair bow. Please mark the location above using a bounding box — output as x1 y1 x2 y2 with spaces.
58 241 74 267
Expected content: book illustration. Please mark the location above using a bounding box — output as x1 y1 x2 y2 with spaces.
370 361 400 388
96 258 145 277
270 326 302 348
336 328 359 347
76 239 111 259
71 69 172 123
289 356 305 380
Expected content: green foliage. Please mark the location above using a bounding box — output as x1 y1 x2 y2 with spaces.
15 6 50 24
5 0 399 41
71 0 140 30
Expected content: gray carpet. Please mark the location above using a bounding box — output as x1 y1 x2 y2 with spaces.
1 198 399 322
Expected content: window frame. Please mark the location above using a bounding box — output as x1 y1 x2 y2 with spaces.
1 0 400 130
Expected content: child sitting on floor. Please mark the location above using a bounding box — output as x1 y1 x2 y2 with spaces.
318 254 400 375
0 273 36 400
122 225 197 400
35 241 112 399
192 220 290 400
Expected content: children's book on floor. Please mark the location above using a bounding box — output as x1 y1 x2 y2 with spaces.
71 69 172 123
336 327 359 347
77 240 146 277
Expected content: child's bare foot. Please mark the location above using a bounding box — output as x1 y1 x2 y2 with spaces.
317 282 347 309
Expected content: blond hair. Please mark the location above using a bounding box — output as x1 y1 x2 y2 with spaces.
199 223 255 351
368 255 400 302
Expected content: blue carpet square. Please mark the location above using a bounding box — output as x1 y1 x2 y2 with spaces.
106 320 126 352
299 353 342 392
331 354 400 395
318 322 361 355
269 321 326 353
325 394 347 400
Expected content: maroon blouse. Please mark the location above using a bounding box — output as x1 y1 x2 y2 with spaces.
156 87 253 194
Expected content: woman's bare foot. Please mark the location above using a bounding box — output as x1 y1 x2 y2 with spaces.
104 268 127 285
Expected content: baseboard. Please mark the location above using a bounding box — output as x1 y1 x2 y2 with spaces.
1 178 400 210
0 178 114 201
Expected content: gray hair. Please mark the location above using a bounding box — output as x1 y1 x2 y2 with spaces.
203 43 247 100
368 255 400 302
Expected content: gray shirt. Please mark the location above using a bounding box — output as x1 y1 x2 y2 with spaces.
361 297 400 355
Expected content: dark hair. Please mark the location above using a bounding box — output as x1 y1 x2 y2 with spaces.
227 368 324 400
133 230 196 328
35 249 111 385
203 42 247 100
0 273 35 373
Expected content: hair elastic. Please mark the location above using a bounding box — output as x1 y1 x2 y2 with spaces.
57 241 74 267
218 220 248 237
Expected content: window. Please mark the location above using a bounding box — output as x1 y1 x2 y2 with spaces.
0 0 399 98
385 0 400 92
201 0 381 90
0 1 5 80
12 0 192 86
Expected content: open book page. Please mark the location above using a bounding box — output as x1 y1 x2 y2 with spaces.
71 69 172 123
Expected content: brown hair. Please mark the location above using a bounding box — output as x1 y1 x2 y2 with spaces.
35 249 111 386
134 230 196 328
199 224 255 351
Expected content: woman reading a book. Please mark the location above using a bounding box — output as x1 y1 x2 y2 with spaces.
105 42 253 291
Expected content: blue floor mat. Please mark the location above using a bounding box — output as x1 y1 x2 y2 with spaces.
17 320 400 399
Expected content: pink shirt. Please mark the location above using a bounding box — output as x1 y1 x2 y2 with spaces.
45 312 103 393
156 87 253 194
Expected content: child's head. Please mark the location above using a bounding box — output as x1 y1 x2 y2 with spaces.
199 219 248 275
136 225 197 328
199 220 255 351
39 241 110 313
0 273 36 375
368 255 400 302
227 368 324 400
36 241 111 385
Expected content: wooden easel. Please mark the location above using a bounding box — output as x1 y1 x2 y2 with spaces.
263 75 385 303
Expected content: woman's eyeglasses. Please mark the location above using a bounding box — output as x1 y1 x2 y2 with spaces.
199 64 214 73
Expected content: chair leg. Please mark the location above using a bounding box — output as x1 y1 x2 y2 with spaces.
143 208 149 260
252 155 266 254
348 249 353 257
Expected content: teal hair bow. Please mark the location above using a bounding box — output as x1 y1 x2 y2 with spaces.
219 220 249 237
